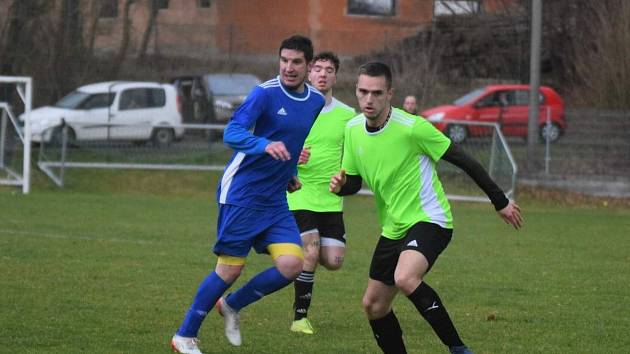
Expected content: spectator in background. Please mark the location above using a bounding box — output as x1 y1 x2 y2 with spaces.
403 95 418 115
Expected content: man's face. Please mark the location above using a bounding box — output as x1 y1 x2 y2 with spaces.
279 49 308 90
403 96 417 114
356 74 392 121
308 59 337 95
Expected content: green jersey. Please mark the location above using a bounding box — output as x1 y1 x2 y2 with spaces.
288 98 356 212
342 107 453 239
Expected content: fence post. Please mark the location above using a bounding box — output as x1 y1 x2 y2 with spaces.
0 110 6 169
544 106 551 175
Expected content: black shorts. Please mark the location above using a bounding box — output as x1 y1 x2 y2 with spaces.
292 210 346 245
369 222 452 285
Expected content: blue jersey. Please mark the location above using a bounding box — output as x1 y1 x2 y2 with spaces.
218 76 325 210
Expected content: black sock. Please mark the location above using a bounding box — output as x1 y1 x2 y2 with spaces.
407 282 464 347
293 270 314 320
368 310 407 354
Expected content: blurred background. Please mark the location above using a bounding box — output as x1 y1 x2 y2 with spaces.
1 0 629 196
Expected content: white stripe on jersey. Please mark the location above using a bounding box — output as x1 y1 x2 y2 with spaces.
260 78 279 88
418 155 448 227
347 115 364 128
220 152 246 203
391 111 415 126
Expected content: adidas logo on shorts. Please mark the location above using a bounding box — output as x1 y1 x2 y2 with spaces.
406 240 418 247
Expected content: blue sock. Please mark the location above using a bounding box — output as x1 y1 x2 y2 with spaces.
226 267 291 311
177 272 230 337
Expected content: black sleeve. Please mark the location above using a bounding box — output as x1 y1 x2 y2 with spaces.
440 144 509 210
336 174 363 196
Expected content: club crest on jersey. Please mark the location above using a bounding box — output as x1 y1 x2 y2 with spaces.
277 107 288 116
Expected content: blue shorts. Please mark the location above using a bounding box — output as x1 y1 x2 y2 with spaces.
213 203 302 257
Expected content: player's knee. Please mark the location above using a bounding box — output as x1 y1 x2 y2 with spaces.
319 245 345 271
394 272 422 295
320 256 343 271
362 295 389 318
268 243 304 279
215 259 245 284
275 255 304 279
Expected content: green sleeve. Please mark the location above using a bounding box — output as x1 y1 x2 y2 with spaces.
341 125 358 175
413 118 451 161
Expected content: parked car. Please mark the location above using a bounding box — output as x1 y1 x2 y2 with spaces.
205 73 261 123
422 84 566 143
170 75 215 124
22 81 184 146
170 73 261 124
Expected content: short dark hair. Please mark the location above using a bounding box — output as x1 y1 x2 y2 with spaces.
358 61 392 89
279 35 314 62
312 51 340 73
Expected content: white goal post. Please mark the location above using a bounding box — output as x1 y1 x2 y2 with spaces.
0 76 32 194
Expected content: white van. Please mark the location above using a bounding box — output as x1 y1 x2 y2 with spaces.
23 81 184 146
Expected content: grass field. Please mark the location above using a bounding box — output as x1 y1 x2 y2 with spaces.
1 170 629 353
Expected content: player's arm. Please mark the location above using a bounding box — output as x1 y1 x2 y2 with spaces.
223 86 271 154
223 86 290 160
441 143 522 229
329 170 362 196
223 120 271 155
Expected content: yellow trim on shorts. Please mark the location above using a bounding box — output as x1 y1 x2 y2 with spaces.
267 243 304 260
217 255 246 266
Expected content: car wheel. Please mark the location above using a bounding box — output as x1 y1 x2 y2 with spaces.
540 123 561 143
152 128 174 147
446 124 468 144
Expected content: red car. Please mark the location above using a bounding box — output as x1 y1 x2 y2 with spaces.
421 85 566 143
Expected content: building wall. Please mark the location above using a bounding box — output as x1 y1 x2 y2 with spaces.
86 0 514 58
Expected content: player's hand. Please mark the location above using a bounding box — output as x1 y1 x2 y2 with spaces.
265 141 291 161
287 176 302 193
497 201 522 230
298 147 311 165
329 169 347 193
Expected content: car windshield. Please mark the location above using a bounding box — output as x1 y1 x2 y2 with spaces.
54 91 90 109
205 75 260 96
453 88 486 106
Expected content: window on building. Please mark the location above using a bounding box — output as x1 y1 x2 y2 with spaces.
99 0 118 18
347 0 396 17
433 0 481 16
198 0 211 8
154 0 170 10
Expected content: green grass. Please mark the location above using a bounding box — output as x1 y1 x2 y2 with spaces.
1 170 629 353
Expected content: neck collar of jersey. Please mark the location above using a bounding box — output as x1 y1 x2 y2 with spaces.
320 97 339 114
365 106 392 133
278 76 310 101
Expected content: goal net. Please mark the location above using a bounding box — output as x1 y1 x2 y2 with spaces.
0 76 32 194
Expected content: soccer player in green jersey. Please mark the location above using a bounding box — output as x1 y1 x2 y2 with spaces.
330 62 522 354
287 51 356 335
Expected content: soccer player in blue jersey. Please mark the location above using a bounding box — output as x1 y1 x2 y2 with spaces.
171 35 325 354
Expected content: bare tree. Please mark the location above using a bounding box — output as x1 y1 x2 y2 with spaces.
137 0 158 64
570 0 630 108
110 0 134 78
